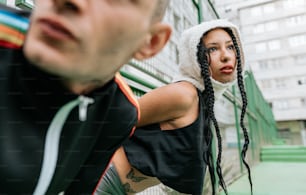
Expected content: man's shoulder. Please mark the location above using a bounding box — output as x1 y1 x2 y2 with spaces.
114 73 139 112
0 4 30 49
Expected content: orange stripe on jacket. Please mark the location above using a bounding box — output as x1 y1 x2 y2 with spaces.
0 24 25 47
0 24 25 39
114 72 140 136
0 40 20 49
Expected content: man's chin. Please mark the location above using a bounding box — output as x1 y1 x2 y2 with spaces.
24 42 63 68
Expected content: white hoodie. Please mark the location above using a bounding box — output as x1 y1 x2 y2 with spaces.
173 19 245 99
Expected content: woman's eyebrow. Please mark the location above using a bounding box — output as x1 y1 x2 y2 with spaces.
206 42 218 46
206 40 233 46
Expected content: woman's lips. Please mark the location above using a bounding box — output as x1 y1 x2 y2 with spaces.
220 65 234 74
38 18 75 41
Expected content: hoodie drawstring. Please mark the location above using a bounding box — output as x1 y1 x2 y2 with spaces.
33 96 94 195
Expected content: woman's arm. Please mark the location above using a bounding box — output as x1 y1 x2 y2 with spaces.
137 81 198 128
96 82 199 194
112 147 160 194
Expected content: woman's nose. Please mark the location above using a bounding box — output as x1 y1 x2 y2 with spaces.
220 48 231 62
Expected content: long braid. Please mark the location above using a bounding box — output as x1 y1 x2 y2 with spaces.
197 39 228 195
197 42 216 195
204 107 216 195
225 28 253 195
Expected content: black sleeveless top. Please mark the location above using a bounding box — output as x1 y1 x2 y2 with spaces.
124 90 211 195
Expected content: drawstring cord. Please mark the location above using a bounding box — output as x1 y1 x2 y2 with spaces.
78 96 94 121
33 96 94 195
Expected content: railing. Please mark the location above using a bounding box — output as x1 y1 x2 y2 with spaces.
261 145 306 162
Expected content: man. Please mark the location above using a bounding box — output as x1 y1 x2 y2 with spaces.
0 0 171 194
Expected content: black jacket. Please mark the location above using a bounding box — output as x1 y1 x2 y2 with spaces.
0 5 139 194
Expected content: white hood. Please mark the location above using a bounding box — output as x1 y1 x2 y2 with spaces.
173 19 245 99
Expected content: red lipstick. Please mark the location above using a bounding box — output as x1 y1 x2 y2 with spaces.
220 65 234 74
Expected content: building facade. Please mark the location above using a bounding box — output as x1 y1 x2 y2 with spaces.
215 0 306 145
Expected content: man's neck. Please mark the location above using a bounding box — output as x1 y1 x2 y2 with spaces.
63 79 110 95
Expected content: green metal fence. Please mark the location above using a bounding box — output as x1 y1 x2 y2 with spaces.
226 71 278 170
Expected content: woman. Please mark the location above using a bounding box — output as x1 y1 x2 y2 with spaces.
96 19 252 195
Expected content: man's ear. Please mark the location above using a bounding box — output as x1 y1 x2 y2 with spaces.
134 23 172 60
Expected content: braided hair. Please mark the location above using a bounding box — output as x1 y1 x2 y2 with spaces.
196 27 253 195
225 28 253 194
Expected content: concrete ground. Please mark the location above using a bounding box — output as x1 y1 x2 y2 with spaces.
221 162 306 195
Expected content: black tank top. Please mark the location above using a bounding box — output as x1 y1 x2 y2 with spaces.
124 90 211 195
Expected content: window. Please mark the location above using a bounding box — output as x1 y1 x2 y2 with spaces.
295 54 306 65
254 21 279 34
275 78 286 88
292 98 302 108
283 0 305 9
274 100 289 110
289 36 300 47
251 7 261 17
289 35 306 47
278 128 290 139
259 61 268 70
255 59 283 70
286 15 306 27
268 40 281 51
255 42 267 53
265 21 278 32
261 80 272 89
263 3 275 14
270 58 283 69
254 24 265 34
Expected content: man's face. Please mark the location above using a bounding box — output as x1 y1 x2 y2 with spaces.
24 0 158 84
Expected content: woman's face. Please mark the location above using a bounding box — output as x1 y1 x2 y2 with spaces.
203 28 237 83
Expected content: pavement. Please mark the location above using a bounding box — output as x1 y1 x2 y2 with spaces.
221 162 306 195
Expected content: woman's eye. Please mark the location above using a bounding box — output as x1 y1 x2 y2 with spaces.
228 45 235 50
207 47 217 53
